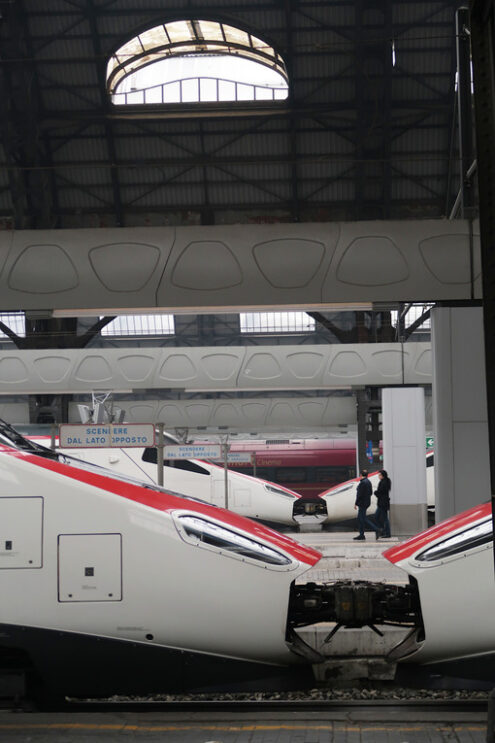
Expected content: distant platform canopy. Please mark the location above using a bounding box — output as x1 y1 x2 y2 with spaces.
107 19 289 106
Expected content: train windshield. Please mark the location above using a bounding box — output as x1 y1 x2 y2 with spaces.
0 418 58 457
416 518 492 562
326 483 354 496
177 514 291 565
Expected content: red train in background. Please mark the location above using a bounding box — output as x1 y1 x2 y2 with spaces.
224 438 357 498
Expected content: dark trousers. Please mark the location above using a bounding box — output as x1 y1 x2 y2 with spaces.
374 506 391 537
357 506 379 536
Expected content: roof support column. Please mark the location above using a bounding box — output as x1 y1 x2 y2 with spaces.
431 306 490 520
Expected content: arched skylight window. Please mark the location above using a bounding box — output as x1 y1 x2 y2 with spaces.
107 20 288 105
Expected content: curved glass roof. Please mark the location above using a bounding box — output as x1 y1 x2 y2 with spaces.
107 19 288 105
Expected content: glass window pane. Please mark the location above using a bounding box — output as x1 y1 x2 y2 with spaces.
237 83 254 100
108 20 288 106
416 519 492 562
222 25 250 46
139 26 168 49
198 20 223 40
182 78 199 102
255 86 273 100
145 85 163 104
126 90 145 104
218 79 236 101
178 515 291 565
117 36 146 60
163 80 181 103
240 312 315 334
200 77 217 101
251 35 274 53
391 304 432 331
165 21 193 43
101 315 175 337
0 313 25 338
276 468 306 482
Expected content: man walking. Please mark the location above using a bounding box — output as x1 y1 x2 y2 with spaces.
353 469 379 540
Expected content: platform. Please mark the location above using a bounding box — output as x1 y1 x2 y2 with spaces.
0 707 487 742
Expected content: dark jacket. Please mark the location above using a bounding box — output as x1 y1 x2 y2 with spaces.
374 478 391 510
355 477 372 508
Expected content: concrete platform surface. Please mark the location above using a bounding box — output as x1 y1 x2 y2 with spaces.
0 709 487 742
295 530 407 584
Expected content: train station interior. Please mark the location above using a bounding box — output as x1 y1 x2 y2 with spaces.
1 0 495 736
0 0 491 530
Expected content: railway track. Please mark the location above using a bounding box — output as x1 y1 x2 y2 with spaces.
54 696 488 721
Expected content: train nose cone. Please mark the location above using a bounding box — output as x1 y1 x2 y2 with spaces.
292 497 328 525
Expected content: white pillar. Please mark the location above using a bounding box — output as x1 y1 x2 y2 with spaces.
382 387 428 536
431 306 489 521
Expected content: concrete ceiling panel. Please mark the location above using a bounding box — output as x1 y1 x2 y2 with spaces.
0 221 480 311
0 343 432 393
88 242 162 292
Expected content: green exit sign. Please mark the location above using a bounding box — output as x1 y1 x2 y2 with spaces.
426 436 434 449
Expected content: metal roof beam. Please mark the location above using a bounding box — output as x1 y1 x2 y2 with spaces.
85 0 124 226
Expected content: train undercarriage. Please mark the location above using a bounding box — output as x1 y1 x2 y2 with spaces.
287 578 423 647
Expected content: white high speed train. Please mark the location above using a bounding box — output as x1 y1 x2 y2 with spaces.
319 451 435 524
383 500 495 681
0 417 492 703
0 419 324 701
28 433 324 529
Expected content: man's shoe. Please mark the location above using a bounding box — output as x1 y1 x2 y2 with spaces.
375 530 381 540
353 535 365 540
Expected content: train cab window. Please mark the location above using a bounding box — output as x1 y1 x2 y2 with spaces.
142 447 210 474
142 447 158 464
264 483 297 498
416 518 492 562
326 483 354 497
177 515 291 565
173 460 210 475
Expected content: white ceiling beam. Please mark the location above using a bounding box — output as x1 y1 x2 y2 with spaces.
0 220 479 313
0 343 431 394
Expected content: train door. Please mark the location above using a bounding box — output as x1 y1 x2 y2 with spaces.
212 474 230 508
211 472 251 513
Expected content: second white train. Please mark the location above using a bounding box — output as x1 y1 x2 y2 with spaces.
319 452 435 524
29 434 325 529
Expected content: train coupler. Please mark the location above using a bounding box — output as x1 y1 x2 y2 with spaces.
287 579 421 638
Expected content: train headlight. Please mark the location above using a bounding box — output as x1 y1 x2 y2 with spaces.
175 514 292 566
324 484 353 498
264 484 296 498
415 518 492 562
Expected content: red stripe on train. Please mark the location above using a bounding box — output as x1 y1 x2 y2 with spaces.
2 449 322 566
383 502 491 564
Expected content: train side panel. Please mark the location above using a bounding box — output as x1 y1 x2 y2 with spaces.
30 439 300 526
383 503 495 678
0 452 317 668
